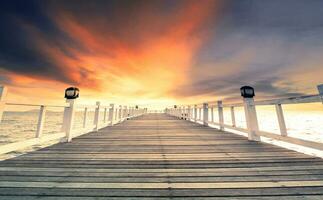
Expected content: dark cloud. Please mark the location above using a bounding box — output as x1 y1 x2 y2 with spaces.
0 0 217 87
0 0 322 100
0 0 82 83
176 0 323 100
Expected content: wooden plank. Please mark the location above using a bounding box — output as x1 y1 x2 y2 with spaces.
0 132 65 155
1 180 323 188
0 113 322 199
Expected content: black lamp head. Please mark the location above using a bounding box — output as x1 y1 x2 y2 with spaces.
135 105 139 109
240 86 255 98
64 87 79 99
174 105 177 109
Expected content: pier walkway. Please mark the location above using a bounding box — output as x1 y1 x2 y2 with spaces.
0 113 322 199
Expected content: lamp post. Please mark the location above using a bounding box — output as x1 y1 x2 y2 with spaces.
62 87 79 142
241 86 260 141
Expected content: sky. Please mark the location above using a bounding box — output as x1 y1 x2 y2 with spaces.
0 0 323 108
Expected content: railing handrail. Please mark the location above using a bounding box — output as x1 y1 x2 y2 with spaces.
5 102 69 108
0 85 148 156
172 93 322 109
254 94 320 106
166 84 323 155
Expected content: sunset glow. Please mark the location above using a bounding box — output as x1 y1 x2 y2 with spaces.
0 0 322 108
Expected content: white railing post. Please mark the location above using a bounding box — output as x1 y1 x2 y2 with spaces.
36 105 46 138
191 106 194 120
187 105 191 120
181 106 184 119
130 107 133 118
218 101 224 131
178 106 181 118
83 107 87 128
243 96 261 141
210 106 214 123
130 107 134 117
230 106 236 127
194 105 197 122
203 103 208 126
63 99 76 142
114 105 118 121
198 107 202 121
122 106 125 118
118 105 122 121
318 84 323 103
103 107 107 123
124 106 127 119
93 101 100 131
0 86 8 122
108 104 115 125
275 104 287 136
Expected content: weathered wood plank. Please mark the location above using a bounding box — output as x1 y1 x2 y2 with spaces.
0 113 322 199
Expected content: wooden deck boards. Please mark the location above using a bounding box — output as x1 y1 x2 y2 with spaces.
0 113 322 199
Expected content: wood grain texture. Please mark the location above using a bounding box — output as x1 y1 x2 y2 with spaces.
0 113 322 199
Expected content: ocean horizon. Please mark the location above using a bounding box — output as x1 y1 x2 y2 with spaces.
1 105 322 157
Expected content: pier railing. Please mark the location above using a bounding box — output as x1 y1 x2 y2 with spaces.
0 86 147 155
166 84 323 152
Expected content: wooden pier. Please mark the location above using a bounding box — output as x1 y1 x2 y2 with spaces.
0 113 322 199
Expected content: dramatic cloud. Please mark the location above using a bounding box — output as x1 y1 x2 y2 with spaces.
0 0 220 105
0 0 322 106
171 0 323 103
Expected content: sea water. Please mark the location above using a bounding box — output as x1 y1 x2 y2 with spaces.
0 104 322 158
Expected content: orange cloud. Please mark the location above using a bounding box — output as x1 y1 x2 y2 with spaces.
1 1 221 108
47 0 220 99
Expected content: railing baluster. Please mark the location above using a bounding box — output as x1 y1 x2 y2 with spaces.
115 105 118 121
0 86 8 123
210 106 214 123
230 106 236 127
118 105 122 121
83 107 87 128
181 106 184 119
109 104 115 125
63 99 76 142
275 104 287 136
187 105 191 120
218 101 224 131
36 105 46 138
198 107 201 121
194 105 197 122
192 106 194 120
203 103 208 126
103 107 107 123
93 101 101 131
124 106 127 119
243 96 261 141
